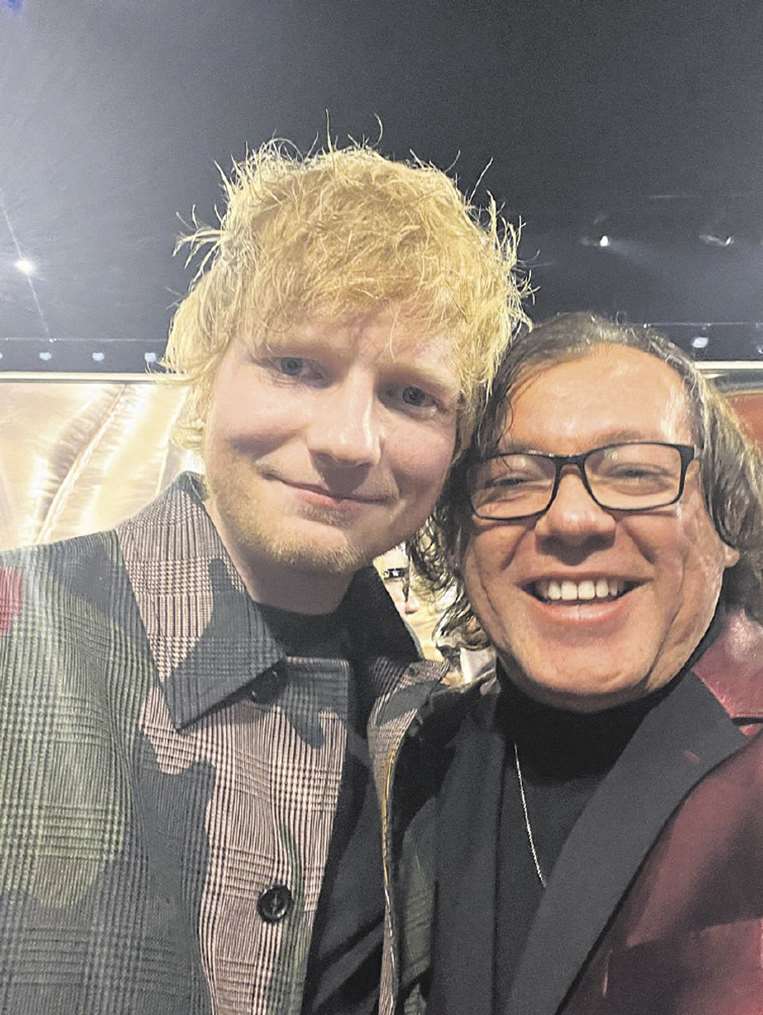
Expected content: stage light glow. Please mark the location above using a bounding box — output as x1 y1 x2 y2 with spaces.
581 233 613 249
699 230 734 248
15 257 37 276
690 335 709 350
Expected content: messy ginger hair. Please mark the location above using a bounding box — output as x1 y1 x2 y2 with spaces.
163 137 530 449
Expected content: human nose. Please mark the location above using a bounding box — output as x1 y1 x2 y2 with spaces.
306 377 382 468
534 466 616 545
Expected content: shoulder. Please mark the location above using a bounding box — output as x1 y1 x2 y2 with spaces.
0 532 136 695
379 670 498 752
710 723 763 785
693 607 763 726
0 472 204 630
0 531 119 609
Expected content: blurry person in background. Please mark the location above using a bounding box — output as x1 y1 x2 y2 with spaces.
0 138 528 1015
383 313 763 1015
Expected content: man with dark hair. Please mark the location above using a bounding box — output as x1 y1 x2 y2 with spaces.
387 313 763 1014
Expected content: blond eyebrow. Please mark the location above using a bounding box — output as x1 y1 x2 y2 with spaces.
387 363 460 400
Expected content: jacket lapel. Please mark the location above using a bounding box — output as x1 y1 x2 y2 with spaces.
429 696 505 1015
507 673 747 1015
692 607 763 731
369 662 449 1015
370 677 492 1012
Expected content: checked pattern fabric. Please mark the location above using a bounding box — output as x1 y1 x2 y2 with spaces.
0 473 444 1015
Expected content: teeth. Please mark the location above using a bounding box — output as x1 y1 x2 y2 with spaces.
534 578 626 602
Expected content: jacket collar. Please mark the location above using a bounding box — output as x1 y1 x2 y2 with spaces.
692 606 763 725
507 669 749 1015
117 472 429 730
368 674 493 1003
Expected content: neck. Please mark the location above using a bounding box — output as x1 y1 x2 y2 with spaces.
205 499 353 614
496 662 678 777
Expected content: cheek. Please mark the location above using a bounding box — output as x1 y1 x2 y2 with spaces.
209 391 297 454
393 425 457 493
463 530 523 614
628 502 729 621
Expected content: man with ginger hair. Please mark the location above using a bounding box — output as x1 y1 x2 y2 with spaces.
0 139 526 1015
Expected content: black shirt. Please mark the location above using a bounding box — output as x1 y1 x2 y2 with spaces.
257 603 384 1015
429 667 682 1015
493 673 676 1008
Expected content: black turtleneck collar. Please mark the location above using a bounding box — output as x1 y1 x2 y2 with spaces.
494 665 683 780
493 605 725 780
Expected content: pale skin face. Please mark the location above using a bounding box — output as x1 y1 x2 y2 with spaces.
203 307 460 613
463 346 740 713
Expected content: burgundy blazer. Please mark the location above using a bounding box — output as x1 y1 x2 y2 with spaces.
507 609 763 1015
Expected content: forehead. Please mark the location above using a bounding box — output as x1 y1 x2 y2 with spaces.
260 306 460 384
504 346 694 450
280 308 440 352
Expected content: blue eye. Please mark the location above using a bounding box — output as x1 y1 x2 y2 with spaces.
276 357 305 376
382 383 439 413
401 386 432 407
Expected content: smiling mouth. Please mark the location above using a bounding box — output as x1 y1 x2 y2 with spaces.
284 482 384 505
529 578 636 604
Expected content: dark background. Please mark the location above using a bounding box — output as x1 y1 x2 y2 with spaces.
1 0 762 370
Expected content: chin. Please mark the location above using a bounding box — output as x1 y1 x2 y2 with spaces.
261 529 374 576
509 658 654 712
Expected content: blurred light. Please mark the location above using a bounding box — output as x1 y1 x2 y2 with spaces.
144 351 158 364
38 351 52 361
92 351 105 362
14 257 37 276
579 232 613 248
690 335 709 350
698 231 734 248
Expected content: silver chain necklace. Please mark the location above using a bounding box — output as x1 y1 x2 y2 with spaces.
513 741 548 889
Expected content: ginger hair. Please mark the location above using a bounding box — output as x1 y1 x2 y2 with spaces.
163 137 530 450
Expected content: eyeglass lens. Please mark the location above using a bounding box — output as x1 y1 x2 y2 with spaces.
469 443 685 518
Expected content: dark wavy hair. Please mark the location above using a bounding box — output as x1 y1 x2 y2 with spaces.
409 312 763 648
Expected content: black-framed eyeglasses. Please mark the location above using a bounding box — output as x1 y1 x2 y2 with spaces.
467 441 698 521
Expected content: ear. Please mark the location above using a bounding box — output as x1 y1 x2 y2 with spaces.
721 542 740 569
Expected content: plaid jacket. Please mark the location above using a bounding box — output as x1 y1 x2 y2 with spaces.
0 472 446 1015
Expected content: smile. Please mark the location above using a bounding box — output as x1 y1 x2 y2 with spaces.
531 578 634 603
282 481 384 506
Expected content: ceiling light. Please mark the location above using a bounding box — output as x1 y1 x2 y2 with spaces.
14 257 37 276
